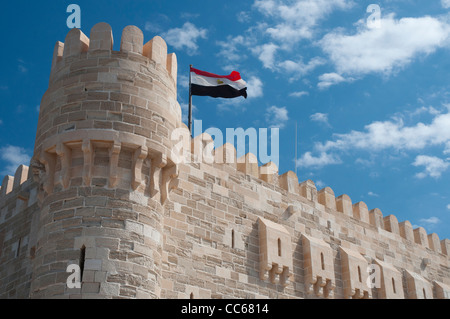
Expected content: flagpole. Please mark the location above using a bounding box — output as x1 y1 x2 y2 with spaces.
188 64 193 137
295 121 298 176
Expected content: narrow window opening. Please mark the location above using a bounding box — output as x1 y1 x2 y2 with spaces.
231 229 235 249
0 234 4 258
392 278 396 294
190 292 194 299
320 252 325 271
357 266 362 283
423 288 426 299
16 238 22 258
79 245 86 282
277 238 282 257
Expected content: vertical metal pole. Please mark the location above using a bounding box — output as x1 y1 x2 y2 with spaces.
295 121 298 176
188 65 193 137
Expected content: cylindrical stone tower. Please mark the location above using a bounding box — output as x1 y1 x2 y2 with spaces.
30 23 181 298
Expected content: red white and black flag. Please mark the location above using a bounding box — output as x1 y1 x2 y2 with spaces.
190 67 248 99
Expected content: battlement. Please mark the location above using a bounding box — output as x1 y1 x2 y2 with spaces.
49 23 177 86
178 130 449 257
35 23 182 156
0 165 39 223
0 165 33 204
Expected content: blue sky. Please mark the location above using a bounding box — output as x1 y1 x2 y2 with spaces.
1 0 450 240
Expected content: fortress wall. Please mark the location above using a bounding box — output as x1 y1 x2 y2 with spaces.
160 140 450 299
0 23 448 299
0 166 39 298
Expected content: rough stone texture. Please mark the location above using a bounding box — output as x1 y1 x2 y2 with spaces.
0 23 449 299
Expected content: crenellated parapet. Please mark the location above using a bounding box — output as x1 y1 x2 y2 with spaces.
170 132 449 298
33 23 182 206
0 165 38 223
0 164 39 299
0 165 37 218
49 23 177 85
179 134 449 259
36 23 181 156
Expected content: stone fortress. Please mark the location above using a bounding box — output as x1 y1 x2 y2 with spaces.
0 23 449 299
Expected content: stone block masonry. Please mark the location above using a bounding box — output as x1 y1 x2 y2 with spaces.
0 23 449 299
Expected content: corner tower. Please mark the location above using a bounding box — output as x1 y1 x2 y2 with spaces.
30 23 180 298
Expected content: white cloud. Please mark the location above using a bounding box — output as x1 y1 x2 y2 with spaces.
408 106 441 117
246 76 264 99
320 14 450 76
442 0 450 9
252 43 279 69
163 22 207 55
177 74 189 89
0 145 31 175
368 191 379 197
317 72 349 89
316 111 450 153
278 57 325 80
144 14 170 33
310 113 330 126
419 216 441 225
296 151 342 168
18 65 27 73
253 0 277 15
247 0 354 74
17 59 28 73
180 12 200 20
315 180 325 189
266 106 288 128
254 0 354 45
299 108 450 169
446 204 450 210
355 157 375 166
252 43 324 77
412 155 449 179
222 1 352 78
217 35 250 65
444 141 450 154
237 11 251 23
145 22 161 33
289 91 309 98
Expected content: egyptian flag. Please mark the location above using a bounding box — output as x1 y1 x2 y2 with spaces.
190 67 247 99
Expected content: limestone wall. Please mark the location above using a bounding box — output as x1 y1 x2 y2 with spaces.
0 165 39 298
160 137 450 299
0 23 449 299
28 23 180 299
